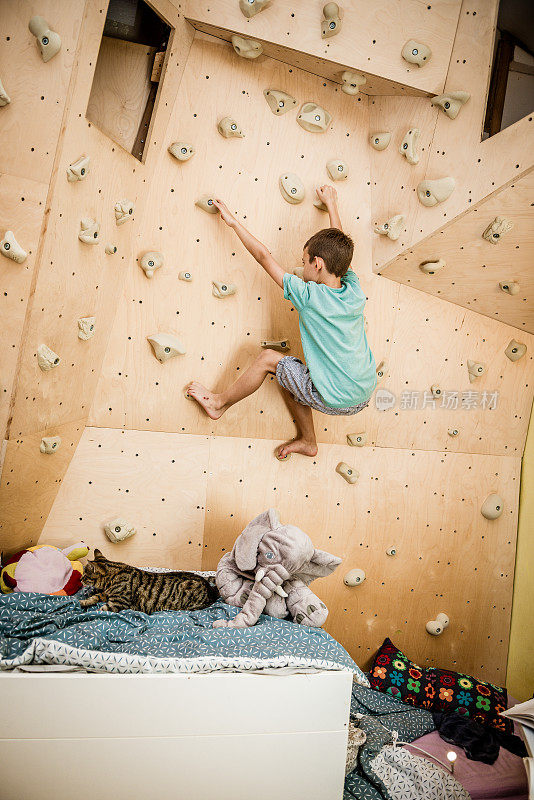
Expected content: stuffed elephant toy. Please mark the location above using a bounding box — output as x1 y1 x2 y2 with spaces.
213 509 341 629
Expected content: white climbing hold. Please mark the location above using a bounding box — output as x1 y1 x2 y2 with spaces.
0 231 27 263
426 612 449 636
168 142 195 161
505 339 526 362
467 359 486 383
326 159 349 180
347 432 367 447
261 339 291 352
105 244 117 255
376 360 388 384
37 343 60 371
386 546 397 557
448 428 460 437
212 281 237 298
29 16 61 62
431 91 470 120
340 70 366 95
279 172 305 204
417 177 455 207
499 280 519 295
147 333 186 363
114 199 134 225
313 199 328 211
336 462 359 484
263 89 297 116
369 132 391 151
178 270 193 282
78 317 95 340
66 155 90 182
430 384 442 399
401 40 431 67
196 195 219 214
481 493 504 520
40 436 61 454
231 35 263 59
482 217 514 244
293 266 305 278
218 116 245 138
297 102 332 133
344 568 365 586
374 215 404 241
0 78 11 106
399 128 420 165
104 517 137 543
139 251 164 278
239 0 270 18
321 3 343 38
78 217 100 245
419 258 445 274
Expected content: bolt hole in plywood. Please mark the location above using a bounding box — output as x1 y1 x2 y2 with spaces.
86 0 173 162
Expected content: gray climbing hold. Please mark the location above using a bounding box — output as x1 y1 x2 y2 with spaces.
279 173 305 204
499 281 519 295
29 16 61 62
104 517 137 543
481 493 504 520
505 339 526 362
467 359 486 383
37 343 60 371
196 195 219 214
297 102 332 133
0 230 27 263
0 78 10 106
217 116 245 138
78 317 95 340
264 89 297 116
78 218 100 245
419 258 445 274
231 35 263 59
239 0 270 17
114 199 134 225
401 39 431 67
178 271 193 282
374 215 404 241
430 384 442 399
66 155 90 182
386 546 397 557
431 91 470 119
40 436 61 454
399 128 420 165
448 428 460 437
326 159 349 180
417 177 455 207
347 432 367 447
369 132 391 150
147 333 186 363
168 142 195 161
336 462 359 484
105 244 117 255
340 70 366 95
212 281 237 298
140 251 163 278
321 3 343 38
482 217 514 244
261 340 291 352
344 568 365 586
426 613 449 636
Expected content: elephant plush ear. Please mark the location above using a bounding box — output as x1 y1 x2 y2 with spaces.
234 509 280 571
294 549 342 585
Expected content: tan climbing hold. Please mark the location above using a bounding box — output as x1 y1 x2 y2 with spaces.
212 281 237 298
276 449 291 461
430 384 442 399
499 281 519 295
401 40 431 67
178 270 193 282
239 0 270 18
344 568 365 586
264 89 297 116
196 195 219 214
467 359 486 383
40 436 61 454
168 142 195 161
105 244 117 255
66 155 90 182
0 231 27 263
419 258 445 274
218 116 245 138
313 200 328 211
431 91 470 120
78 217 100 245
29 16 61 62
426 613 449 636
279 173 305 204
78 317 95 340
376 360 388 383
482 217 514 244
340 71 366 96
261 340 291 352
399 128 420 165
386 546 397 557
336 462 359 484
37 343 60 371
114 199 134 225
297 102 332 133
231 35 263 59
505 339 526 362
0 78 10 106
347 432 367 447
481 493 504 520
369 132 391 151
326 159 349 180
374 215 404 241
104 517 137 543
140 251 163 278
448 428 460 437
293 266 305 278
322 3 343 38
147 333 186 363
417 177 455 207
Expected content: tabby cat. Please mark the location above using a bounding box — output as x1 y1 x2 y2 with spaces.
79 549 218 614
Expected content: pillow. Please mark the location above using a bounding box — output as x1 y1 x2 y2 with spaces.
369 638 512 735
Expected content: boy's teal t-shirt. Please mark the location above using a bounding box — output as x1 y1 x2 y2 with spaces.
283 269 376 407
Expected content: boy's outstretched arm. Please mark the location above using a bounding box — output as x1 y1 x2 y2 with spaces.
315 184 343 231
213 199 285 288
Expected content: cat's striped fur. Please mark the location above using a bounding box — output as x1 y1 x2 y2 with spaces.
79 549 218 614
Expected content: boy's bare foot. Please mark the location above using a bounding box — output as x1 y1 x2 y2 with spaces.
185 382 226 420
277 438 318 459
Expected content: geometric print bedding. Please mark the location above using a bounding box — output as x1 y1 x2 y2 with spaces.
370 745 470 800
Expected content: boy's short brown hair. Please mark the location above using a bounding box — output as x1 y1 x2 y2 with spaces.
304 228 354 278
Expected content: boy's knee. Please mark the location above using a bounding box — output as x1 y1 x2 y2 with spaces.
259 348 282 372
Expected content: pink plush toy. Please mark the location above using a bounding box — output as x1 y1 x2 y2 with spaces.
0 543 89 595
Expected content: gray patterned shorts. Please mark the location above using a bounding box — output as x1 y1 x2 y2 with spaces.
275 356 370 416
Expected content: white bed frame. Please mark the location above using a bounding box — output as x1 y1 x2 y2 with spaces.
0 670 353 800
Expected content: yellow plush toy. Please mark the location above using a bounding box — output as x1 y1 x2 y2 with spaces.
0 543 88 595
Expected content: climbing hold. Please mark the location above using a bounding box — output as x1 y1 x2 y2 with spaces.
399 128 420 165
340 71 366 95
178 271 193 282
482 217 514 244
37 344 60 371
66 155 90 182
217 116 245 138
369 132 391 151
401 40 431 67
0 231 27 263
481 493 504 520
105 244 117 255
0 78 10 106
276 449 291 461
417 177 455 207
28 16 61 62
239 0 270 18
40 436 62 454
430 384 442 399
505 339 526 362
297 102 332 133
114 199 134 225
139 251 164 279
448 428 459 437
147 333 186 363
344 568 365 586
431 91 470 120
426 612 449 636
419 258 445 274
168 142 195 162
104 517 137 543
195 195 219 214
326 159 349 181
78 317 96 340
347 432 367 447
263 89 297 116
499 281 519 295
374 215 405 241
231 35 263 59
336 462 359 484
386 546 397 557
321 3 343 38
293 266 305 279
313 200 328 212
78 218 100 245
279 173 305 204
212 281 237 298
376 360 388 384
261 340 291 352
467 359 486 383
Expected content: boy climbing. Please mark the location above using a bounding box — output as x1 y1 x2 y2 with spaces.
186 185 376 459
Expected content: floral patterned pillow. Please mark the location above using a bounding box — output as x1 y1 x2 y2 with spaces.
369 638 512 734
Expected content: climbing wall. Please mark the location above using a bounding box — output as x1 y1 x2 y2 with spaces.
1 0 533 683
